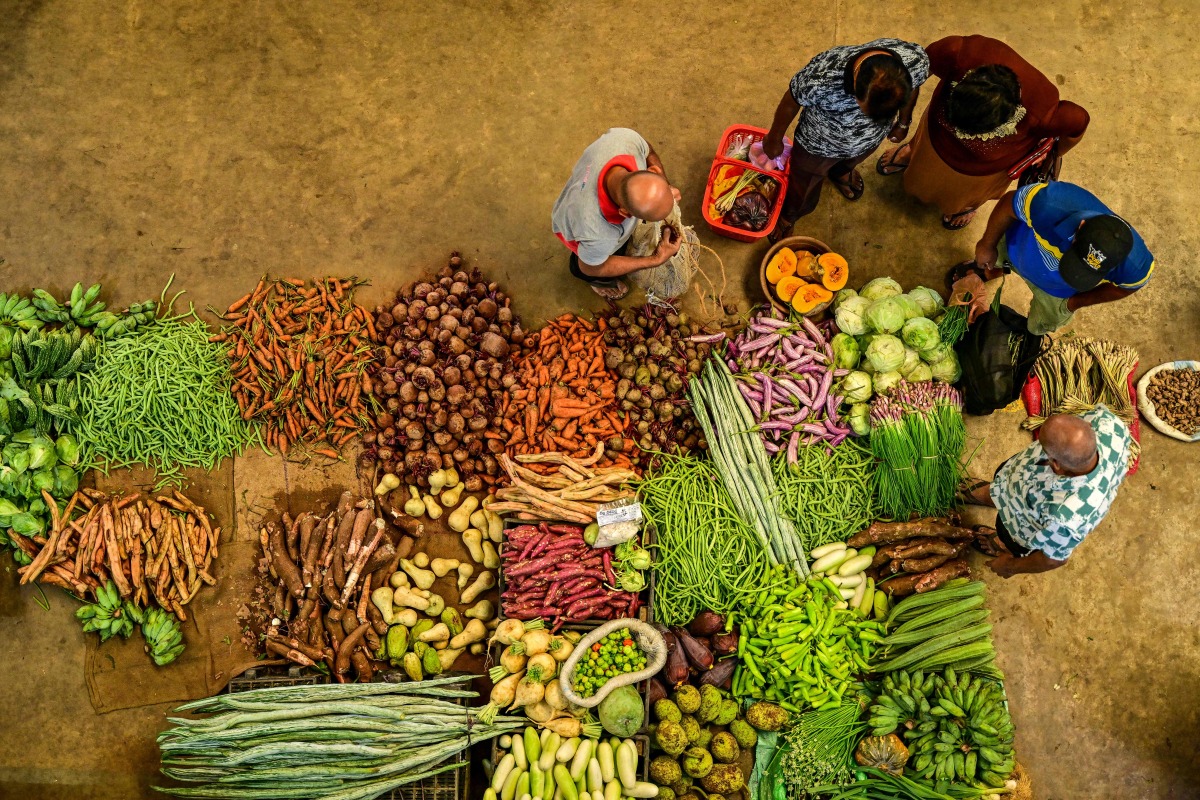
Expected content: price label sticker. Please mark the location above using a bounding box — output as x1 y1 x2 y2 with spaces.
596 499 642 527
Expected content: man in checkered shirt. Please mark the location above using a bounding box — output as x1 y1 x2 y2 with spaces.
965 406 1131 577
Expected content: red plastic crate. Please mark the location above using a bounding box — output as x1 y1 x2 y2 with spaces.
1021 366 1140 475
714 124 789 177
701 159 787 243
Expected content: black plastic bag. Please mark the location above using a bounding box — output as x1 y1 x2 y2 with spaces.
954 304 1045 415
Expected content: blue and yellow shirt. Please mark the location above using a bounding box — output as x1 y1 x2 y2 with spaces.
1006 182 1155 299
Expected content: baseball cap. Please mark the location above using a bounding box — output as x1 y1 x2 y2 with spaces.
1059 215 1133 292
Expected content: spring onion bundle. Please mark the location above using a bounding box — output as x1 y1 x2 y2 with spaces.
638 453 774 625
773 702 868 796
936 305 968 347
688 357 807 575
156 676 525 799
772 443 878 549
869 382 966 520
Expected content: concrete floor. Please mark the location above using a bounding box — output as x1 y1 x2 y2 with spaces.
0 1 1197 798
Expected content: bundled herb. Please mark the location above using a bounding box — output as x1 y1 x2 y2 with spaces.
936 305 967 347
772 443 878 550
76 310 261 487
774 702 868 797
808 767 1006 799
638 453 773 625
688 356 807 575
156 676 525 799
1023 336 1139 434
869 382 966 520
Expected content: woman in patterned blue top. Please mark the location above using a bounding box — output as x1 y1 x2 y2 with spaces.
762 38 930 242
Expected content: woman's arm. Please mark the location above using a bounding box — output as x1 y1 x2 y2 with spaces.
763 90 801 159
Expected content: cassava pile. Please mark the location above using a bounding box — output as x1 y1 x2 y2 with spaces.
216 277 375 458
847 517 991 597
502 313 635 473
366 255 528 491
489 451 637 524
600 304 716 466
13 488 219 620
255 491 415 682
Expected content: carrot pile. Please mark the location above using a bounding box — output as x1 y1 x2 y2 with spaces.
213 277 376 457
13 488 219 621
499 314 635 473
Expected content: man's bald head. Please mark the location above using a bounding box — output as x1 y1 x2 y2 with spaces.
1040 413 1098 475
619 171 675 222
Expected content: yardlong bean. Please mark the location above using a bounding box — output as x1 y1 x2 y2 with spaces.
772 442 878 550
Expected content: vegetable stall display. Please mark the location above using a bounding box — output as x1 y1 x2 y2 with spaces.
215 276 376 459
365 256 530 491
1022 336 1139 435
772 442 878 550
490 451 638 524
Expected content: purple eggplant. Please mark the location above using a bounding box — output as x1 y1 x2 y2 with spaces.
672 626 714 671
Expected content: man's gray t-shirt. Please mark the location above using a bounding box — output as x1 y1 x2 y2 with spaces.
552 128 650 267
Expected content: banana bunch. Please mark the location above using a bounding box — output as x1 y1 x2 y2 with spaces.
142 606 185 666
0 294 43 331
94 300 157 340
869 667 1015 788
33 283 109 327
76 581 142 641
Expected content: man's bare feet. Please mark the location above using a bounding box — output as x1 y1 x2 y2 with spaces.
590 280 629 300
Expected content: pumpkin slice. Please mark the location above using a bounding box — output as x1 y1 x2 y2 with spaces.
817 252 849 292
794 250 818 279
775 276 807 302
791 282 833 315
765 248 798 284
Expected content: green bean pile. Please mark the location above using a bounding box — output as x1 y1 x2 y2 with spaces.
772 443 878 550
638 453 775 626
76 313 261 487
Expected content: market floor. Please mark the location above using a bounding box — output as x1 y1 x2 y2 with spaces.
0 2 1197 798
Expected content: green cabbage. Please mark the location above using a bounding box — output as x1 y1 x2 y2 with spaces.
900 347 921 377
9 512 43 536
873 370 903 395
902 317 941 351
831 333 861 369
841 371 874 403
920 342 953 364
833 288 859 311
0 498 20 517
865 334 906 372
847 403 872 436
54 465 79 497
834 295 871 336
28 437 57 471
859 277 904 301
908 286 945 317
865 297 906 334
893 294 923 321
930 351 962 383
3 444 29 475
55 434 81 468
31 468 55 494
906 363 933 382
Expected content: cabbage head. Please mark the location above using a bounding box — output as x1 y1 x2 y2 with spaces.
900 346 921 377
847 403 872 436
28 437 57 471
831 333 861 369
834 295 871 336
920 342 953 364
833 288 859 311
906 363 933 382
865 297 906 334
873 370 903 396
902 317 941 351
893 294 923 321
908 286 944 317
859 277 904 302
0 497 20 518
930 351 962 383
55 435 81 468
865 334 906 373
53 465 79 498
841 371 874 403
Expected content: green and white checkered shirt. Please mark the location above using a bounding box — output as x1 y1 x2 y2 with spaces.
990 405 1131 561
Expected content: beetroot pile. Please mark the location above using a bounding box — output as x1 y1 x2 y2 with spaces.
365 255 530 490
500 523 644 630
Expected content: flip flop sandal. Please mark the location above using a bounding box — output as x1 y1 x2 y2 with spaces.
587 279 629 301
941 208 978 230
972 531 1008 557
945 260 985 293
956 479 992 507
830 170 865 201
875 147 910 176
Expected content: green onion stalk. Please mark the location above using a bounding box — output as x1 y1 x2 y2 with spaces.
774 702 868 798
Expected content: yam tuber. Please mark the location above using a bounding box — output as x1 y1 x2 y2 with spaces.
461 570 495 604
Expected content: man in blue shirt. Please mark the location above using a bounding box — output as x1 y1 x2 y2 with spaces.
964 181 1155 334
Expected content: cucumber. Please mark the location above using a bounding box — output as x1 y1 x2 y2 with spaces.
809 542 846 560
837 553 873 576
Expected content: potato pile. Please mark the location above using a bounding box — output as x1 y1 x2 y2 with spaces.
1146 367 1200 435
366 255 529 490
601 306 716 465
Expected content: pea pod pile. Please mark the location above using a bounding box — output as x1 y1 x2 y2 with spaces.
732 565 883 712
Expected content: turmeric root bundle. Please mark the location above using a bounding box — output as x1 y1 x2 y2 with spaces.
14 488 219 621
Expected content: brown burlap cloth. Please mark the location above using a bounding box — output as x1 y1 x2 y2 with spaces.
84 450 365 713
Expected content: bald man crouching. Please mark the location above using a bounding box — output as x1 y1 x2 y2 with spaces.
965 406 1132 577
552 128 683 300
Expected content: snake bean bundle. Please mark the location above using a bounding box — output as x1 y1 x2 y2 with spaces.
772 442 878 549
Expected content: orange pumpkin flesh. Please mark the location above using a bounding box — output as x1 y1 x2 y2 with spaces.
791 283 833 315
795 250 817 279
775 276 806 302
765 248 798 284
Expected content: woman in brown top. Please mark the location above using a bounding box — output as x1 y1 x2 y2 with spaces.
877 35 1089 230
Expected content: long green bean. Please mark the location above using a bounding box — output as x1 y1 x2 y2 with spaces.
74 308 261 487
772 442 878 550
